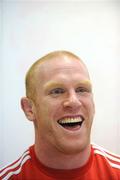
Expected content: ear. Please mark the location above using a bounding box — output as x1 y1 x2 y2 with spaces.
21 97 36 121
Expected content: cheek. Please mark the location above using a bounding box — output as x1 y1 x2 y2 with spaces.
36 101 56 124
86 95 94 110
84 98 95 118
90 99 95 115
43 99 62 117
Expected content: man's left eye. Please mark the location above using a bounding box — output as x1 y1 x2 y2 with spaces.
76 87 90 93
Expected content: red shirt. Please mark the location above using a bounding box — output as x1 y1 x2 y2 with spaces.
0 144 120 180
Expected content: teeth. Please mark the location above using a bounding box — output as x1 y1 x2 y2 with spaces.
58 117 83 124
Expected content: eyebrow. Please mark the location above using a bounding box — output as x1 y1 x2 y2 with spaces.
77 80 92 90
77 80 92 87
44 80 92 91
43 81 64 91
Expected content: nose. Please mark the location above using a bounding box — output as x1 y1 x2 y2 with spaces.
63 91 82 110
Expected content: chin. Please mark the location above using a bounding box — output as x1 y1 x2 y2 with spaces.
59 141 90 155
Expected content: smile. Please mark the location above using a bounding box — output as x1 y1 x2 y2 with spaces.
58 116 84 130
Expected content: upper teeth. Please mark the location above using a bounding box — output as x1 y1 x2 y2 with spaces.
58 117 83 124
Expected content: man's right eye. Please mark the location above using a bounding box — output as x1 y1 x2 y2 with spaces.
49 88 65 96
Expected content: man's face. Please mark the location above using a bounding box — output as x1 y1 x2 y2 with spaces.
33 57 95 155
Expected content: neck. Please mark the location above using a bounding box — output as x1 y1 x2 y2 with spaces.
34 141 91 170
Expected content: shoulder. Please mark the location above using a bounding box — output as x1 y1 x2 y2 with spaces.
91 143 120 170
0 147 31 180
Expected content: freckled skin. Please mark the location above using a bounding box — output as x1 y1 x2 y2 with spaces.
21 51 95 169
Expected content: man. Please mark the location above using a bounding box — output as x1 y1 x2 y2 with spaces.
0 50 120 179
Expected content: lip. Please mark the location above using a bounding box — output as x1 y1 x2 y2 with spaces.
57 114 85 132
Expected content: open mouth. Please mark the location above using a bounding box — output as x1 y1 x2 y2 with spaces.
58 116 84 130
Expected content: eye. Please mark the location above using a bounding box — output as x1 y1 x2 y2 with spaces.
49 88 65 97
76 87 90 94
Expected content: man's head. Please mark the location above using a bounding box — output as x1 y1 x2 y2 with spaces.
25 51 89 101
21 50 95 155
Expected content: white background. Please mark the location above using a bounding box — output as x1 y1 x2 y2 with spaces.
0 0 120 168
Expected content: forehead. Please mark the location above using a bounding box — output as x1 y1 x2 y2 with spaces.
35 56 90 85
